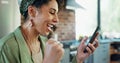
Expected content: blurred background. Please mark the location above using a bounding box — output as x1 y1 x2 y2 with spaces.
0 0 120 63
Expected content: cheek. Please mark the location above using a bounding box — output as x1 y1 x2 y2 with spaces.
34 13 53 33
36 19 48 32
37 20 46 29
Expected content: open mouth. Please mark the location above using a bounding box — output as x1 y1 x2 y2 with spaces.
47 24 57 39
47 24 57 32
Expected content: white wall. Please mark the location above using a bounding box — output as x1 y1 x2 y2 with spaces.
0 0 20 38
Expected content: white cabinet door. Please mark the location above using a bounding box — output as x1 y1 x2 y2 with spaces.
94 43 110 63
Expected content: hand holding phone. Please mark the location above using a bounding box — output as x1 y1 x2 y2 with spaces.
84 26 99 53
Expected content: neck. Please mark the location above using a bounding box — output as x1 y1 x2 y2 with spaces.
21 22 40 44
21 22 41 54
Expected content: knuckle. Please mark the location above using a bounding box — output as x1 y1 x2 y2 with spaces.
58 48 64 55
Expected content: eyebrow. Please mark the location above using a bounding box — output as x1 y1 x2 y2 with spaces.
50 8 58 13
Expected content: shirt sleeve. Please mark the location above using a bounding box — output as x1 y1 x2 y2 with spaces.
71 56 77 63
0 43 20 63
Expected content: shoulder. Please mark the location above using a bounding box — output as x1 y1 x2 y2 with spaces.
0 32 19 52
0 32 20 63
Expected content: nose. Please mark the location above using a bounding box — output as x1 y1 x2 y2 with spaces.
53 15 59 23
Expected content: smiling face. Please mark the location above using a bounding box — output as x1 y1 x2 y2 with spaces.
31 0 59 36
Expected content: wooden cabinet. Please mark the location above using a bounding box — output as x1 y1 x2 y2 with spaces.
110 42 120 63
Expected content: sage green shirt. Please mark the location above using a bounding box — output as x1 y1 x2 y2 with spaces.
0 27 47 63
0 27 76 63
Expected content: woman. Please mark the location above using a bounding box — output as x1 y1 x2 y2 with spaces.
0 0 99 63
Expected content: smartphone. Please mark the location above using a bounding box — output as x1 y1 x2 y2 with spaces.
84 26 99 53
88 26 99 44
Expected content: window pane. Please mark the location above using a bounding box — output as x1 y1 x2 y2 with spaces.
75 0 97 40
101 0 120 39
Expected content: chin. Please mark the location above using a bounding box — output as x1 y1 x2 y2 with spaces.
42 32 49 37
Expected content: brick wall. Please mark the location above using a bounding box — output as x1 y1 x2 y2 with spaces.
56 9 75 41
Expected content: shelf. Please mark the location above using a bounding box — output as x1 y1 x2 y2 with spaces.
110 42 120 63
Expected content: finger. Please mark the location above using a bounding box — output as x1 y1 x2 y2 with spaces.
91 32 99 44
56 41 63 48
78 36 88 51
77 36 88 51
47 38 63 48
52 41 63 49
54 43 64 54
88 43 96 53
96 32 99 38
47 38 59 44
57 47 64 59
94 39 99 48
80 36 88 45
47 38 55 44
86 47 92 54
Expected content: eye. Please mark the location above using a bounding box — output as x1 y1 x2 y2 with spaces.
49 9 56 15
50 10 55 15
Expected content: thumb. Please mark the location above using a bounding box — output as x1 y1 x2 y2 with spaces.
78 36 88 50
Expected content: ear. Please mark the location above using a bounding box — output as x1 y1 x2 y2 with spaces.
28 6 36 18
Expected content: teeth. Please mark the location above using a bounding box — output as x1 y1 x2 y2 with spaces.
47 24 54 32
48 24 53 28
47 23 57 31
